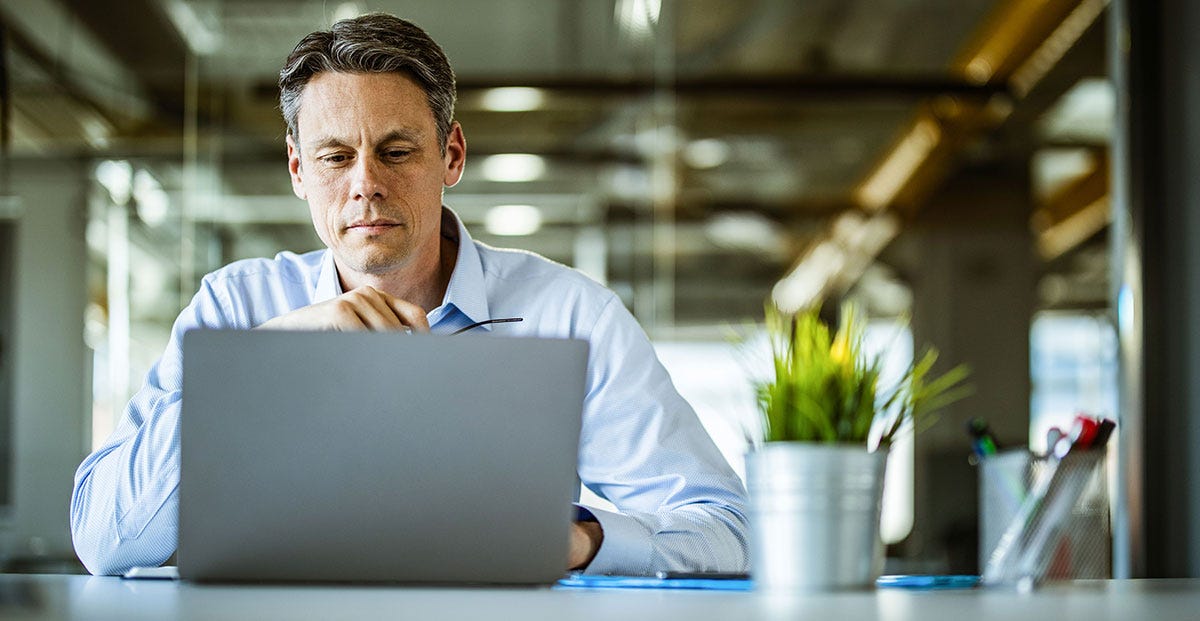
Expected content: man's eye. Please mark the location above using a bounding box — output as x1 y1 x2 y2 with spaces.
384 149 411 159
321 154 350 164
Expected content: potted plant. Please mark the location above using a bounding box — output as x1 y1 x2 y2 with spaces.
747 302 969 591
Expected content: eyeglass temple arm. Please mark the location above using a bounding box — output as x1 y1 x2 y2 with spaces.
451 317 524 335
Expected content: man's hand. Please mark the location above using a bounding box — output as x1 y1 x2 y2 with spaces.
256 286 430 332
568 520 603 570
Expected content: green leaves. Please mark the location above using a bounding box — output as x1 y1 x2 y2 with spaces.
757 302 970 447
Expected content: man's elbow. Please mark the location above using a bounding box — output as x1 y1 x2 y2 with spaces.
70 505 136 576
72 534 128 576
71 507 177 576
81 557 130 577
70 485 115 574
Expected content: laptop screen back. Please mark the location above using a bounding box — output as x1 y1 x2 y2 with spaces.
179 330 587 584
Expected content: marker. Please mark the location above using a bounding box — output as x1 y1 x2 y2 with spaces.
1053 435 1074 459
1068 414 1100 450
966 419 999 457
1091 418 1116 448
1045 427 1065 457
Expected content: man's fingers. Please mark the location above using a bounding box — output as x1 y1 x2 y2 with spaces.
343 287 407 330
256 298 369 331
256 286 429 332
382 296 431 333
328 299 371 330
347 286 429 332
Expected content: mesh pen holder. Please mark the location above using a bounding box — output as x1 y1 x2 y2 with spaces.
979 448 1109 588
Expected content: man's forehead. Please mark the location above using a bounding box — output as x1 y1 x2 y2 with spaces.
294 70 436 139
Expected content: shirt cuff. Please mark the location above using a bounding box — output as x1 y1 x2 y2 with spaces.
573 503 653 575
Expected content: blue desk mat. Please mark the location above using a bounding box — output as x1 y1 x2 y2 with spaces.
556 574 979 591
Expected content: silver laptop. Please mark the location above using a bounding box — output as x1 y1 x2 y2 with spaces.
179 330 588 585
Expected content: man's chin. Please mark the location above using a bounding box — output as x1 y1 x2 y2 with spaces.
355 259 409 276
334 249 411 277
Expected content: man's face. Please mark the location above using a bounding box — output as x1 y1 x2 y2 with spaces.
287 71 465 279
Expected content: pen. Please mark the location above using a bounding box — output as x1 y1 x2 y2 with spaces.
1092 418 1116 448
1045 426 1065 458
1068 414 1100 450
966 418 999 457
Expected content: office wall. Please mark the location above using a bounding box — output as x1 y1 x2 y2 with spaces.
0 159 89 564
890 163 1035 572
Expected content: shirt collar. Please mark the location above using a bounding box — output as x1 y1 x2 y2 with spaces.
311 206 491 327
437 206 490 327
314 251 342 302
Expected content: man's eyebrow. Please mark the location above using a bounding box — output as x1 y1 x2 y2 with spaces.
377 129 423 145
303 130 424 153
305 137 349 152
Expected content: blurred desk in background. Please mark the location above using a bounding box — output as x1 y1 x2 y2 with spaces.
2 573 1199 621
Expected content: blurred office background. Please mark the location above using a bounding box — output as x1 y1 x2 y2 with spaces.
0 0 1195 578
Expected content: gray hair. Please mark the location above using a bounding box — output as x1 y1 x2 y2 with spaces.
279 13 457 155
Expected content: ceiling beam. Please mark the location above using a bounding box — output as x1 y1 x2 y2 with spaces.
1032 153 1109 260
852 0 1108 217
772 0 1108 309
245 74 1007 104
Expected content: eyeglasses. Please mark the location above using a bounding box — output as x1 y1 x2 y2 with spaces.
451 317 524 335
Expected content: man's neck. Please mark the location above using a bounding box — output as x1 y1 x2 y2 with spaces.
336 233 459 312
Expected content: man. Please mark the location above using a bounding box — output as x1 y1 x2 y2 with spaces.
70 13 748 577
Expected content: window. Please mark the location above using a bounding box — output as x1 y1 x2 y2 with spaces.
1029 312 1118 453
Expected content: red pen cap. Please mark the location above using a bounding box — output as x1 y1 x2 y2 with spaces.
1069 414 1100 450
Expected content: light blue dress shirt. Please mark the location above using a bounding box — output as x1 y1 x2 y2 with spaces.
70 208 749 577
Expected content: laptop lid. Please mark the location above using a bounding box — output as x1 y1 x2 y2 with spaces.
179 330 587 584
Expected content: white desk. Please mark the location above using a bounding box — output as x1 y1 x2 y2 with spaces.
3 574 1199 621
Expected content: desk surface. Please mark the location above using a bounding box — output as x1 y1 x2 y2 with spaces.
3 574 1200 621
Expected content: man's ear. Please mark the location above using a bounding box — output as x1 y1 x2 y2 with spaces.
286 134 307 200
442 122 466 188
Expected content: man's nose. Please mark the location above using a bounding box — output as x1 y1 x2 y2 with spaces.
350 157 387 201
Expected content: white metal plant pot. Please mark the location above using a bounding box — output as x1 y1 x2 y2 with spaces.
747 442 888 591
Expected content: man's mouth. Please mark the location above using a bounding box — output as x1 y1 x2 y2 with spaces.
346 219 403 234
